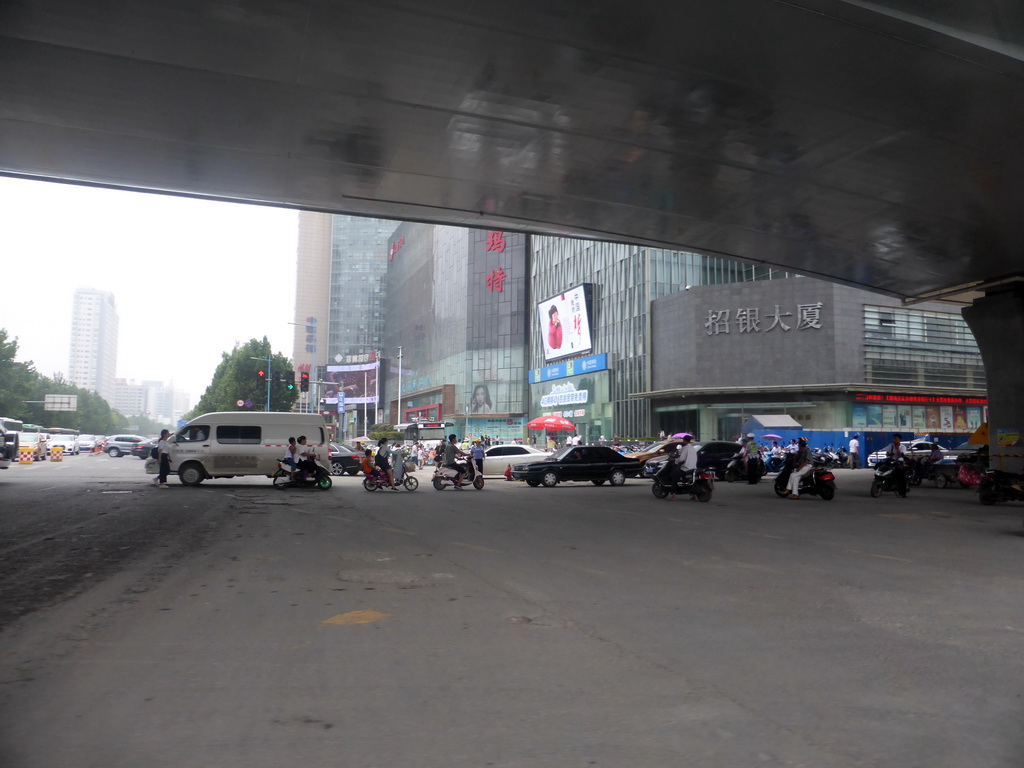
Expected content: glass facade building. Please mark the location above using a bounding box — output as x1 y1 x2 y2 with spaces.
327 215 398 360
529 237 788 439
382 224 530 441
863 305 985 391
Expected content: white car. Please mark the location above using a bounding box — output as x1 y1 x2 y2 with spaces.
48 435 80 455
866 440 950 466
77 434 98 451
481 444 549 475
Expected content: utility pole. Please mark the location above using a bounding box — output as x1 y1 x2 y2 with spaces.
396 345 403 425
250 355 272 412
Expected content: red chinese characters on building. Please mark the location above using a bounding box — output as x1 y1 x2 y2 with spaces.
485 231 507 252
486 267 506 293
388 236 406 261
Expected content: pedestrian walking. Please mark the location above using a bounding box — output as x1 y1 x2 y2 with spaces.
848 434 860 469
155 429 172 488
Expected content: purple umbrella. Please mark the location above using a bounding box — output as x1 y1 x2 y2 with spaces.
670 432 693 439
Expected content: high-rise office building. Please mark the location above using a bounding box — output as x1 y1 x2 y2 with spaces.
293 212 398 415
68 287 118 403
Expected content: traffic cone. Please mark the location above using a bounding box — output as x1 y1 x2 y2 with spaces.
504 464 513 481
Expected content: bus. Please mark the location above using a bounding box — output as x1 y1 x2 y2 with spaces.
396 422 454 445
0 417 20 469
0 416 23 434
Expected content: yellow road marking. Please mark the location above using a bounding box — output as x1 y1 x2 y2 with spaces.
323 609 391 625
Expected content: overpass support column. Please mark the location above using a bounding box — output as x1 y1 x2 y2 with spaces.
962 287 1024 474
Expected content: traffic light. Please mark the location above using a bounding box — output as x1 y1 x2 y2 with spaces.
272 371 281 386
285 370 295 391
256 368 267 386
299 371 310 392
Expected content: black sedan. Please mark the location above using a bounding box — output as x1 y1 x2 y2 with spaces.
643 441 742 480
328 443 363 476
512 445 642 487
131 438 158 460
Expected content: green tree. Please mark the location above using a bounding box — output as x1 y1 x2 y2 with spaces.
0 329 37 418
188 337 298 418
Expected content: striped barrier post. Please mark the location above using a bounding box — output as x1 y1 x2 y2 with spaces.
19 450 33 465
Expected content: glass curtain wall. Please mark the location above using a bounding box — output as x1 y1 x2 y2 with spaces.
863 305 986 391
531 237 787 438
328 216 398 362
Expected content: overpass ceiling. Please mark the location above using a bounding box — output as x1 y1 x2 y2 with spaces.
2 0 1024 303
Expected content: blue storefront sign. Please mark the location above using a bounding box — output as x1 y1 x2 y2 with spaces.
529 353 608 384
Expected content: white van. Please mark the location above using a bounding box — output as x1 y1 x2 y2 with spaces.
170 412 330 486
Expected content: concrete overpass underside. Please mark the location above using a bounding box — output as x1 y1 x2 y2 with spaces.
2 0 1023 463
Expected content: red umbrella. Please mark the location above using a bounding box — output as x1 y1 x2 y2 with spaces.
526 415 577 431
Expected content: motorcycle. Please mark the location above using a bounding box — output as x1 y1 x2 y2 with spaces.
977 469 1024 505
869 458 912 498
433 457 485 490
773 453 837 500
724 451 766 483
363 465 419 492
272 457 333 490
650 458 714 502
816 447 843 470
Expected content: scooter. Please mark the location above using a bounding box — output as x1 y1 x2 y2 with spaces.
869 459 911 498
774 453 837 500
650 458 714 502
977 469 1024 505
272 458 333 490
724 451 766 483
363 465 419 492
433 457 485 490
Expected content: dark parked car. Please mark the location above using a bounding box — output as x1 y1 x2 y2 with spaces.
131 438 158 460
511 445 642 487
328 443 362 476
644 441 742 480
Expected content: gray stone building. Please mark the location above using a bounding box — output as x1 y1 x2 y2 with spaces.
642 277 986 442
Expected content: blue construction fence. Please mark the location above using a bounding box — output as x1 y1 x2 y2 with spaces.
743 429 972 469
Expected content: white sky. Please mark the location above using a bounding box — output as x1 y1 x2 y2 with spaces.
0 176 298 408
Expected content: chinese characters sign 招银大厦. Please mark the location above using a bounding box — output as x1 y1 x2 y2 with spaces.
704 303 825 335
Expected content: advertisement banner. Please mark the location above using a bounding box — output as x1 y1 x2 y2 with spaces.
939 406 954 430
537 285 593 362
911 406 926 431
867 405 882 429
882 405 897 430
897 405 912 429
852 404 867 429
967 406 983 431
325 362 378 405
953 405 968 431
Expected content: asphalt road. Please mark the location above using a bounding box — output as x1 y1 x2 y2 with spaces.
1 454 1022 768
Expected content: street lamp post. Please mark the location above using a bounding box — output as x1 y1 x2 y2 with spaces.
396 345 403 426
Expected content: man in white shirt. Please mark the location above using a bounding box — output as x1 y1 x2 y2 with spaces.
848 434 860 469
670 435 699 501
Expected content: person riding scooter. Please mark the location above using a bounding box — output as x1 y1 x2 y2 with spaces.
669 434 699 501
442 434 467 489
883 434 910 497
